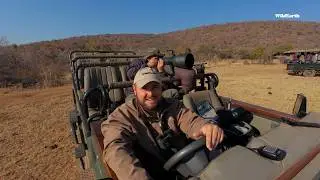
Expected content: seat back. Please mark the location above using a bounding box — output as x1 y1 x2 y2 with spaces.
183 89 224 116
84 66 126 109
76 58 104 89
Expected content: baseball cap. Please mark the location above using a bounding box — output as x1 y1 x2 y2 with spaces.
144 48 165 60
133 67 162 88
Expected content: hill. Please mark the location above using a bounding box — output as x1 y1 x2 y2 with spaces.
1 20 320 86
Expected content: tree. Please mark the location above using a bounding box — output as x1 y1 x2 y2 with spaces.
238 49 251 59
0 38 21 86
0 36 9 46
195 44 217 61
272 44 293 55
250 47 265 59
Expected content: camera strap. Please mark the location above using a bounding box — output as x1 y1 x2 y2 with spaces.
141 117 174 161
139 99 189 161
138 101 177 161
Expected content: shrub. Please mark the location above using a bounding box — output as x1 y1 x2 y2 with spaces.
250 47 265 59
238 49 251 59
243 60 250 65
217 49 233 59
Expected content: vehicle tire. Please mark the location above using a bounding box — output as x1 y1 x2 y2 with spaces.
297 71 303 76
303 70 316 77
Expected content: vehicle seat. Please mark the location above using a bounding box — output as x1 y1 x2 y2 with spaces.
198 145 282 180
76 58 102 89
183 89 224 115
83 66 127 115
183 90 279 136
83 65 129 180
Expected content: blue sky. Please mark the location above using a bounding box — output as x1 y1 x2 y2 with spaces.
1 0 319 44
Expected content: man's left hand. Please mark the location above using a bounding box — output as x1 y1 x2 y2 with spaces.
157 59 165 72
192 123 224 151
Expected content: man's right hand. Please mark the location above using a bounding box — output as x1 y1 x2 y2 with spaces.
192 123 224 151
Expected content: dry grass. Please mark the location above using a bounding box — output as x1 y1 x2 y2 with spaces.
210 63 320 113
0 63 319 179
0 86 80 180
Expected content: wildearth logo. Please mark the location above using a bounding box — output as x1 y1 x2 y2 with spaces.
274 13 300 19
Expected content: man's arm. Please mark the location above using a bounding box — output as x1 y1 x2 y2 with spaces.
126 59 146 80
174 102 208 138
101 111 152 180
174 101 224 150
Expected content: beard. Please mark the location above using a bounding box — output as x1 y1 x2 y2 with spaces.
136 95 160 111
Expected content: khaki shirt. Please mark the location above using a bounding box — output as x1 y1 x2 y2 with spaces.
101 98 208 180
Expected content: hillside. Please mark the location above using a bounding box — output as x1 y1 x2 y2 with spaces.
1 20 320 86
161 21 320 50
22 21 320 52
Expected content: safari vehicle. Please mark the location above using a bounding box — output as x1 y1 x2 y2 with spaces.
281 48 320 77
286 63 320 77
69 50 320 180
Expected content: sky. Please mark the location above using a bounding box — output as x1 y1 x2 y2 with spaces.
0 0 319 45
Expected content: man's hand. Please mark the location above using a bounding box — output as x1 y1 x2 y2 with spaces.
157 58 165 72
192 123 224 151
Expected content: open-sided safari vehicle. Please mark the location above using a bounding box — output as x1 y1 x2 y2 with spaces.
69 50 320 180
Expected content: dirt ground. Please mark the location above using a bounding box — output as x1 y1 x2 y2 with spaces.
209 63 320 113
0 63 319 180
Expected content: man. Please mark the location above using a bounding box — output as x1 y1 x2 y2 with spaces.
174 66 196 93
101 67 224 180
126 48 171 81
126 48 179 99
127 48 197 96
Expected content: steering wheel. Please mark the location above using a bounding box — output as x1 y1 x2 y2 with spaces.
163 138 206 171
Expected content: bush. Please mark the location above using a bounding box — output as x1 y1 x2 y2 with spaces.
238 49 251 59
195 44 218 61
216 49 233 59
250 47 265 59
243 60 250 65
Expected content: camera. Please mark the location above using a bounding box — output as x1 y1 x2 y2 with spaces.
163 53 195 69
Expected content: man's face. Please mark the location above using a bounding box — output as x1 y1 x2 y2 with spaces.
147 56 159 68
133 81 162 111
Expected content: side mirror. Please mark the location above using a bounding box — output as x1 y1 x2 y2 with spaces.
292 93 307 118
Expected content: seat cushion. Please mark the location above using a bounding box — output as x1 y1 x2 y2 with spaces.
247 112 320 170
199 145 281 180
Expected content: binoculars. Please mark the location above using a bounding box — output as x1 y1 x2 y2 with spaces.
163 53 195 69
